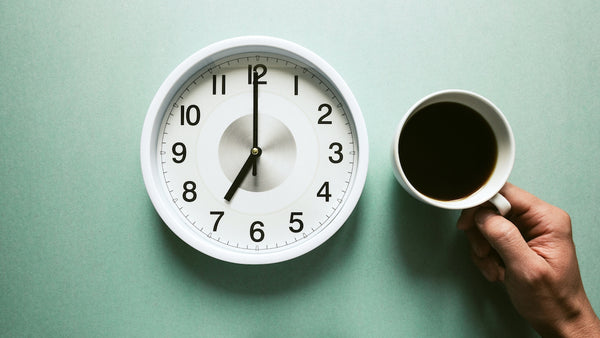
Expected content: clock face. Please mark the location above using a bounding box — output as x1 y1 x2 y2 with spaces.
141 37 368 264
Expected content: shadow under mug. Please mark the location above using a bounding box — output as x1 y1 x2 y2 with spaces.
391 89 515 215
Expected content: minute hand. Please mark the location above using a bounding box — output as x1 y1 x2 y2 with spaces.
252 70 259 176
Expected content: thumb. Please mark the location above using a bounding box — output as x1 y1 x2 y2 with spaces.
475 208 535 268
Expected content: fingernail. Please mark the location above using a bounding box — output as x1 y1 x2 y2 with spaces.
472 241 489 258
481 266 494 281
471 242 484 257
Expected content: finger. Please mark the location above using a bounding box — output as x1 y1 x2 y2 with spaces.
499 183 572 239
457 207 478 230
475 208 536 269
470 250 505 282
459 207 492 257
465 228 491 258
499 183 545 219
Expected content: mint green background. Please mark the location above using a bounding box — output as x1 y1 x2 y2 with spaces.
1 1 599 336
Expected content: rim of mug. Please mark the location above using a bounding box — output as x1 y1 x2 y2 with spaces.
392 89 515 209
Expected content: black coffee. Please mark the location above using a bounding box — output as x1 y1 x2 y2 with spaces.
399 101 497 201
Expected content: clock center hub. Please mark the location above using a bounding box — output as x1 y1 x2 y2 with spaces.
218 114 296 192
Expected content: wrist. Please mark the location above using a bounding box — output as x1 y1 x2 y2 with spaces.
548 302 600 338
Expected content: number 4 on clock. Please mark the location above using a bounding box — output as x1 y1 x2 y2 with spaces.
317 182 331 202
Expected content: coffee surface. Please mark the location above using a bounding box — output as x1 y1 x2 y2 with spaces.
399 102 497 201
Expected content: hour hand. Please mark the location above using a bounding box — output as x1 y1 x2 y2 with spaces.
224 147 262 201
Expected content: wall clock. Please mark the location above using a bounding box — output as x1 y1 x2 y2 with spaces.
141 36 368 264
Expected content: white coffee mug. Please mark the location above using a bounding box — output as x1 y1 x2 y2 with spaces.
391 89 515 215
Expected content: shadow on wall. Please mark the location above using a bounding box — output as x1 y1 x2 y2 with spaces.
154 196 364 296
390 176 536 337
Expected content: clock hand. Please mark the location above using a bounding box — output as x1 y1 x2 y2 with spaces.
224 147 262 201
252 70 259 176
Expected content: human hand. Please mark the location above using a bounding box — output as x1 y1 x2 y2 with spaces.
457 183 600 337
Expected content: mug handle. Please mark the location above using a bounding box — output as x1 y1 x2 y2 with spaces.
489 193 511 216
